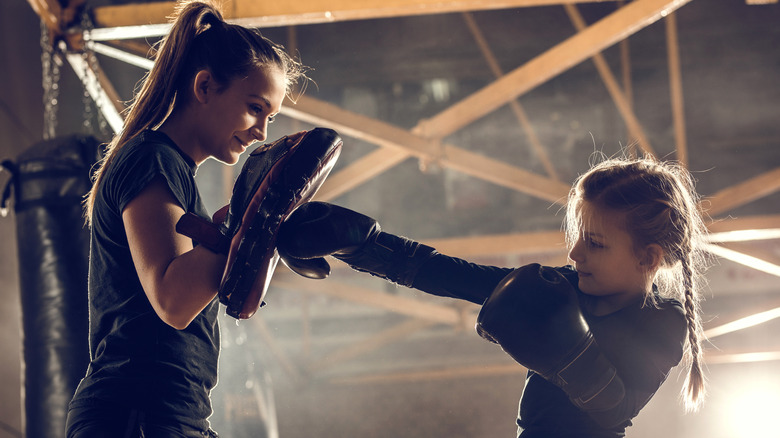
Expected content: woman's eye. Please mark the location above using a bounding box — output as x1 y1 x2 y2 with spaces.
268 114 276 123
250 105 263 114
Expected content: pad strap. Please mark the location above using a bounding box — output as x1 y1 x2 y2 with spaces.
176 213 230 255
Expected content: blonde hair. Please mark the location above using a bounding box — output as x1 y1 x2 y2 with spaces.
564 155 709 411
84 0 307 222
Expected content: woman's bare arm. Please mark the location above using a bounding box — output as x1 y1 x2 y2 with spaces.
123 176 226 329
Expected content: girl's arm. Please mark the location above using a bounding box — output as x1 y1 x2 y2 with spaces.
278 201 513 305
412 254 513 305
123 176 227 329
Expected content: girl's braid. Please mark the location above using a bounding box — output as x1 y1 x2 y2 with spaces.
681 254 705 410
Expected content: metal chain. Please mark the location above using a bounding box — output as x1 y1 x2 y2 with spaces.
40 20 60 140
80 8 109 137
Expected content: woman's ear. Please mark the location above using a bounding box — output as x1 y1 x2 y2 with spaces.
193 70 213 104
638 243 664 273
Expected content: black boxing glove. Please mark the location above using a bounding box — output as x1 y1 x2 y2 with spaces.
278 247 331 279
176 128 342 318
179 203 330 280
277 201 437 287
476 263 625 412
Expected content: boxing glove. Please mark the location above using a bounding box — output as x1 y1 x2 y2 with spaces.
476 263 625 412
176 128 342 318
277 201 437 287
180 203 330 280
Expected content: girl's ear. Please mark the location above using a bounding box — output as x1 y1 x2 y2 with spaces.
193 70 213 104
639 243 664 273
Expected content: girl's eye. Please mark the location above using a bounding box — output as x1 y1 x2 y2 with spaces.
250 105 263 114
268 114 276 123
581 234 603 249
586 237 604 248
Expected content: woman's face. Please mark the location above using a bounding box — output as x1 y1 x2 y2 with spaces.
568 201 649 311
199 64 287 165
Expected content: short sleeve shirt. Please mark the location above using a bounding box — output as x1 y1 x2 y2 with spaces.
70 130 220 431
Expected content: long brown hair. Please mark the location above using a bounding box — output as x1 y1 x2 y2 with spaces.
84 0 306 222
565 155 709 412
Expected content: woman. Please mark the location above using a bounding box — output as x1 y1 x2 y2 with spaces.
66 1 305 436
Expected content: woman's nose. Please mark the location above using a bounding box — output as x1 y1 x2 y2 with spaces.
250 124 267 142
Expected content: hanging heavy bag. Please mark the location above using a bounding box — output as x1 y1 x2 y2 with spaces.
1 134 101 438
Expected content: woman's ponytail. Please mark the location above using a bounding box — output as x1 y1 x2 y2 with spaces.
84 1 225 222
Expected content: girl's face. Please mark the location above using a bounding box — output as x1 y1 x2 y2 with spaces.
199 64 287 165
568 201 650 313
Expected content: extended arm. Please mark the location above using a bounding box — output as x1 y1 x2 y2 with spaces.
278 201 511 304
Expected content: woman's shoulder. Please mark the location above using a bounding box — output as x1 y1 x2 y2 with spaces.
106 131 196 188
101 130 197 209
114 130 187 165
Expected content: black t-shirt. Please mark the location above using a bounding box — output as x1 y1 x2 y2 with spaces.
413 254 686 438
69 130 220 431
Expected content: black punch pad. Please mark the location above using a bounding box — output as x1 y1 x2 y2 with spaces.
219 127 342 319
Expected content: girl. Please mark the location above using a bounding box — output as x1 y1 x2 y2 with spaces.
278 156 709 437
67 1 305 436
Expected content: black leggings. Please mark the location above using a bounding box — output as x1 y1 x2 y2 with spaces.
66 405 218 438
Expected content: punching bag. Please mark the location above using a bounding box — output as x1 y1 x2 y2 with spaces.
1 134 101 438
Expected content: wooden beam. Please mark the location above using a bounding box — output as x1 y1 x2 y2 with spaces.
617 1 634 130
307 318 436 373
26 0 61 33
27 0 89 50
92 0 618 30
711 229 780 242
283 96 572 204
272 277 479 329
721 242 780 266
706 167 780 216
705 350 780 364
440 145 571 204
424 230 566 258
707 214 780 234
665 11 689 167
327 362 526 385
709 231 780 244
704 302 780 339
462 12 560 180
291 0 681 204
282 96 439 157
704 243 780 278
313 148 409 201
414 0 695 140
563 4 656 158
